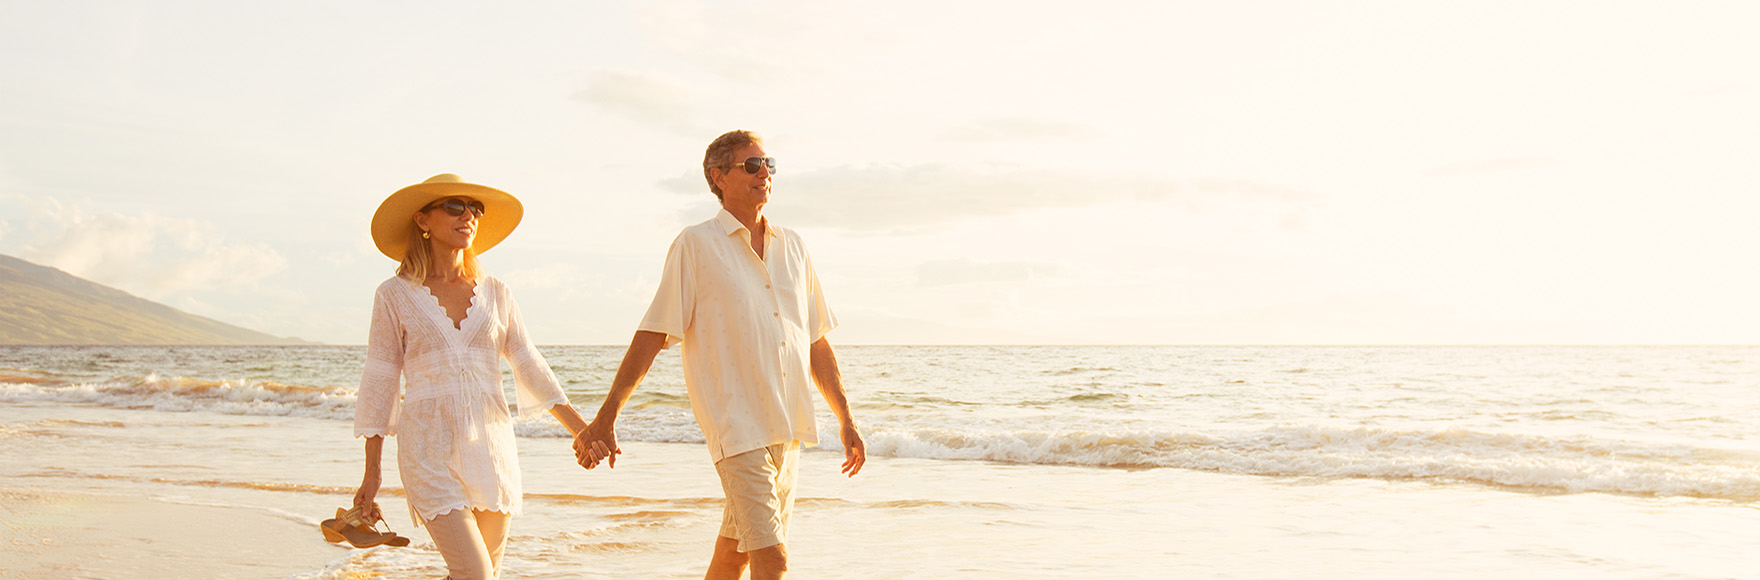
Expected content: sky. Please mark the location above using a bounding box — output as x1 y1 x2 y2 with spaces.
1 1 1757 345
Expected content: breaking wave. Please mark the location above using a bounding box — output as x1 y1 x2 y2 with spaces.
8 373 1760 500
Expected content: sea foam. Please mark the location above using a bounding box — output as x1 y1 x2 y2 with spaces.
8 373 1759 500
845 421 1760 500
1 374 357 419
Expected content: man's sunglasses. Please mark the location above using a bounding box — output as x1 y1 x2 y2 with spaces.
723 157 778 175
423 198 486 218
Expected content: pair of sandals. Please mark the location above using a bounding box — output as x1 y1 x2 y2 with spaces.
320 505 412 548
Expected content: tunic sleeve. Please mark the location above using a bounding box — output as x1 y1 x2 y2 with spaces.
637 233 695 348
498 281 569 419
354 283 405 437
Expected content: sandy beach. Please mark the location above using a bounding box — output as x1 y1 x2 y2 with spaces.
0 488 335 580
7 402 1760 579
5 345 1760 578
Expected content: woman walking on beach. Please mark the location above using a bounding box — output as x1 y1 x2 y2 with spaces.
351 174 594 580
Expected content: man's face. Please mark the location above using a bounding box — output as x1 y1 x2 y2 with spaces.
714 143 772 210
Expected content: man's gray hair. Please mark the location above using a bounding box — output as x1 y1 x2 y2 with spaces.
702 130 763 200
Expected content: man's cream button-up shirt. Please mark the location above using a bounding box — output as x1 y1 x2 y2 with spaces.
638 209 837 462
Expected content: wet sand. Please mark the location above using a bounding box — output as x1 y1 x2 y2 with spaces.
0 487 340 580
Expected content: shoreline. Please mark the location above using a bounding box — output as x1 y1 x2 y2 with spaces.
0 487 345 580
6 346 1760 578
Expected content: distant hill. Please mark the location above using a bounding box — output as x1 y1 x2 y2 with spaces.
0 254 310 345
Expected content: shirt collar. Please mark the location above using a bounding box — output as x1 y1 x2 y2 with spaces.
714 208 779 238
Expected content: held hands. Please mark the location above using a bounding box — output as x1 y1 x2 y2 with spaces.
840 423 867 477
573 421 619 470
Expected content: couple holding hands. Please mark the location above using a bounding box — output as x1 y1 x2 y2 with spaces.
347 130 865 580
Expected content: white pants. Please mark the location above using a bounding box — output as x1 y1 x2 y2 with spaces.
426 508 510 580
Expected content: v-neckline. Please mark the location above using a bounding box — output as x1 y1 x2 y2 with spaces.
418 279 480 331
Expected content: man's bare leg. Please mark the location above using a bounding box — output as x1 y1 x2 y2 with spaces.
747 544 787 580
705 536 788 580
706 536 749 580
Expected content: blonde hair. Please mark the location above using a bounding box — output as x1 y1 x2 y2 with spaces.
702 130 763 201
395 219 481 282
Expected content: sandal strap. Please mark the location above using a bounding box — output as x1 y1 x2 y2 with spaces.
343 505 385 530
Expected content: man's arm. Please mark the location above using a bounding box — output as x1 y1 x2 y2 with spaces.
574 330 670 469
810 337 866 477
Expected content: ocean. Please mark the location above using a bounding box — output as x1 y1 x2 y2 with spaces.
2 345 1758 579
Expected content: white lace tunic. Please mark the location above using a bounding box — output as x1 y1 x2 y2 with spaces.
353 276 569 523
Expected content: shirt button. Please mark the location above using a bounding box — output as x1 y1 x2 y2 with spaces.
773 312 780 317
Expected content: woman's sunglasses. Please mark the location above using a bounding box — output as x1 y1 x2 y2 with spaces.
423 198 486 218
723 157 778 175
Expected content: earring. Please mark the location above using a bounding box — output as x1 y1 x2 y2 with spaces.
421 230 430 239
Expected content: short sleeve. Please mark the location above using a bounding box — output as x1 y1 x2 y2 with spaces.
496 280 569 419
354 283 405 437
803 245 837 342
637 233 695 347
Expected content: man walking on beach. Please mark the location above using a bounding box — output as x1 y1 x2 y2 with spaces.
573 129 866 580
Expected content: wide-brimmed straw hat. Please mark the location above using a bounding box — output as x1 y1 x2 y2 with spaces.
370 173 524 261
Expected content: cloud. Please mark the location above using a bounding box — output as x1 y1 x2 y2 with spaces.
663 163 1304 231
657 172 706 196
1426 156 1559 177
627 2 860 85
917 258 1065 287
830 308 1071 345
573 69 702 134
943 118 1104 142
11 200 286 299
1688 84 1746 97
498 262 588 292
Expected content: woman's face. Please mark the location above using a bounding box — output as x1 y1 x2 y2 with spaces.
413 196 482 252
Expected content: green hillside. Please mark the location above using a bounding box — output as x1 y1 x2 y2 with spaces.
0 254 309 345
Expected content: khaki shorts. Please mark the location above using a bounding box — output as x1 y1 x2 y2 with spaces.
715 441 801 552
